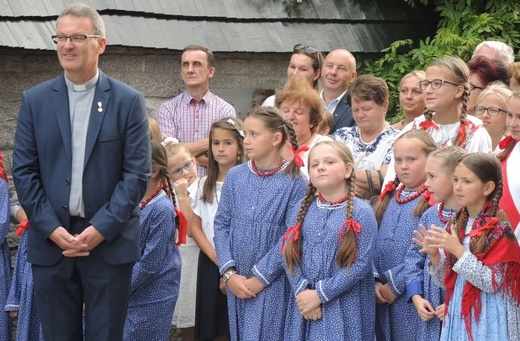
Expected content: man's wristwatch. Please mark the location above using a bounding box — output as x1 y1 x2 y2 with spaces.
222 269 237 285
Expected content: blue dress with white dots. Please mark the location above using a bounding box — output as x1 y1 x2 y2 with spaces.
214 161 307 341
267 197 377 340
5 228 44 341
124 190 181 340
375 189 426 341
0 180 11 341
404 203 455 340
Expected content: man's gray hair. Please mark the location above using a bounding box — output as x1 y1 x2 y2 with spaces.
57 2 105 37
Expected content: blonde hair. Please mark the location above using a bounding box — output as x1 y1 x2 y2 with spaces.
148 118 162 143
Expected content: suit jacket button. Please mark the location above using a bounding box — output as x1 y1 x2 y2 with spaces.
66 179 70 185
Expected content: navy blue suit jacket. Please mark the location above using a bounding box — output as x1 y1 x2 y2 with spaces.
330 92 355 134
13 71 151 266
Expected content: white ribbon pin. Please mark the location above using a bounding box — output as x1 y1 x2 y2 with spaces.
98 101 103 113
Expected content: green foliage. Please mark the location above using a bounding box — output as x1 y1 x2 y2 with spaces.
357 0 520 122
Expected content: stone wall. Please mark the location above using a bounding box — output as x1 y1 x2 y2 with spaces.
0 46 289 257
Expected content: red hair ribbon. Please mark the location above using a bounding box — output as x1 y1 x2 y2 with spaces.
455 120 474 147
15 219 29 236
499 135 517 150
281 222 301 254
0 153 7 183
174 207 188 246
379 181 396 201
419 120 439 130
469 217 499 238
339 219 362 244
287 141 310 167
423 190 437 206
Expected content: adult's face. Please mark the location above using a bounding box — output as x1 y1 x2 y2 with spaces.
56 15 106 84
399 75 425 116
321 50 357 93
286 53 320 88
280 99 314 141
180 50 215 90
351 98 387 135
467 73 485 115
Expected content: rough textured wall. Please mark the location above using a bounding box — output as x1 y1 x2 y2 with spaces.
0 46 288 256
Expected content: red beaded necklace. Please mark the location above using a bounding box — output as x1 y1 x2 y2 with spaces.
251 158 283 177
394 184 428 204
317 192 349 205
438 201 450 224
139 184 164 210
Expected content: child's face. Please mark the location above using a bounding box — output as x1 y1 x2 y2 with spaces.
168 152 197 185
393 138 428 190
308 144 353 193
475 93 507 139
424 66 463 114
211 128 240 168
452 163 493 213
506 96 520 140
425 157 454 202
243 116 280 160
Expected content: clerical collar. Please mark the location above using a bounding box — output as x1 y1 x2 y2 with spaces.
65 70 99 92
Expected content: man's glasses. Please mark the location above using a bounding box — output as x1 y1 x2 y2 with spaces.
474 106 507 116
419 79 460 91
293 44 319 55
52 34 102 44
169 160 194 177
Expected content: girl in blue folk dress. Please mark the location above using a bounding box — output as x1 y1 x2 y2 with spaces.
0 157 11 341
5 191 44 341
279 141 378 340
416 153 520 341
191 118 245 341
213 107 307 341
124 141 182 340
404 146 465 340
374 130 437 341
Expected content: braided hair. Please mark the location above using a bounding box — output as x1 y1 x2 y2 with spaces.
247 106 301 178
284 141 359 273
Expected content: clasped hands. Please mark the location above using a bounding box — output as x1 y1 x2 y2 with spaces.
49 225 105 257
226 275 322 321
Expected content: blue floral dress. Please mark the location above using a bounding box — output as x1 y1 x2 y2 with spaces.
213 161 307 341
404 203 455 340
5 229 44 341
0 180 11 341
375 188 425 341
124 191 181 340
256 197 377 340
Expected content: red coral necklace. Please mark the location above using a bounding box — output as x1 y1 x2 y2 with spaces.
438 201 451 224
317 192 349 205
394 184 427 204
251 158 283 177
139 184 164 210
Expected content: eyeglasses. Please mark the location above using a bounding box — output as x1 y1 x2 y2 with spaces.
293 44 319 55
474 106 507 116
419 79 460 90
169 160 194 177
469 83 485 92
51 34 102 44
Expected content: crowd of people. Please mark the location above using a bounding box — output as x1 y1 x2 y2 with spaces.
0 2 519 341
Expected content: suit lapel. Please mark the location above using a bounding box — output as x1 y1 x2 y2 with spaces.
84 71 110 166
52 75 72 161
332 93 348 131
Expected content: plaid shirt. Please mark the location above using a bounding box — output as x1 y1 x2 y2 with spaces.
157 90 235 176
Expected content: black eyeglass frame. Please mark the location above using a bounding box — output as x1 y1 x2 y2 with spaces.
418 79 461 91
474 106 508 116
51 34 102 44
469 83 485 92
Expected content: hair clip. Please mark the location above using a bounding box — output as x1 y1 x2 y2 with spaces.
227 118 245 138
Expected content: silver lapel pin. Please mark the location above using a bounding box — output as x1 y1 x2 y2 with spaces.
98 101 103 113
